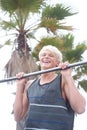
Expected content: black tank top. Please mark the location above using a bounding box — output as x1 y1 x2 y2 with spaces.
25 75 74 130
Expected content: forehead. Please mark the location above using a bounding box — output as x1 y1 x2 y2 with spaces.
40 49 55 55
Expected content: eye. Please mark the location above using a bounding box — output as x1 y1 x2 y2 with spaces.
41 53 46 57
49 54 54 57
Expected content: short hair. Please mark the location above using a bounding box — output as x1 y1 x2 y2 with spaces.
39 45 62 62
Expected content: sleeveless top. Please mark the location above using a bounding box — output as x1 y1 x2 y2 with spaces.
25 75 74 130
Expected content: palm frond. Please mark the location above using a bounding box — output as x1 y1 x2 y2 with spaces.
58 24 74 31
0 0 45 13
0 19 18 30
79 80 87 91
42 4 77 20
40 17 74 34
65 44 87 62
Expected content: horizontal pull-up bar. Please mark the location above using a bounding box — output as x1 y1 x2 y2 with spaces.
0 60 87 83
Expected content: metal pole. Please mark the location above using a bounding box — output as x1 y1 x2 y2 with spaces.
0 60 87 83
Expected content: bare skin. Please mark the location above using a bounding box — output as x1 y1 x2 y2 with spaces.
13 49 86 122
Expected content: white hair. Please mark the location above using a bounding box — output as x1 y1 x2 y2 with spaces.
39 45 62 62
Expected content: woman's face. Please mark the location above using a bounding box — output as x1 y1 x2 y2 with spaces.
39 49 59 70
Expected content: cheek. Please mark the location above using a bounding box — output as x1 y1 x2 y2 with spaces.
39 56 42 61
54 60 60 67
52 60 57 67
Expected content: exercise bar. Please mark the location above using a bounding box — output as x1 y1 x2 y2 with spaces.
0 60 87 83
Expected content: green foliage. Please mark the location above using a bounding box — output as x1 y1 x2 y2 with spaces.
0 0 44 13
40 17 58 33
0 0 86 91
65 43 87 62
0 20 17 30
42 4 77 20
5 39 11 45
40 4 77 33
79 80 87 91
0 1 77 39
0 0 45 31
33 34 87 63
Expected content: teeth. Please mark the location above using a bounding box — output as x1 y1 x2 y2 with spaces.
44 61 49 63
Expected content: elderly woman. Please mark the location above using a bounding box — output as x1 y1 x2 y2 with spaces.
13 45 86 130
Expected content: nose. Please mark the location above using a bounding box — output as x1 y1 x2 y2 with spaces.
44 54 49 58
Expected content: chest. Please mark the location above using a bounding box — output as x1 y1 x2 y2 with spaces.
27 76 63 104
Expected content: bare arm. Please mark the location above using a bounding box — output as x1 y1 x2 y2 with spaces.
13 85 28 121
59 62 86 114
63 75 86 114
13 73 30 121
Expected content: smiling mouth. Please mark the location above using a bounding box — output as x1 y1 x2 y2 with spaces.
43 61 50 64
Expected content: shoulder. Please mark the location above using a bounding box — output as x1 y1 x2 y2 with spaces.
24 79 36 93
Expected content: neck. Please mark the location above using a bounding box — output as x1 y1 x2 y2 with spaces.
40 72 57 84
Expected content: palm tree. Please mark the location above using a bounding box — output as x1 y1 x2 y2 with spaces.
0 0 77 79
0 0 45 78
0 1 86 130
0 1 78 130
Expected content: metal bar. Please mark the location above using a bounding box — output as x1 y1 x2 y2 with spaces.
0 60 87 83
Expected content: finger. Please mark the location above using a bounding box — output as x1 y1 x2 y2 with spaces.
16 72 24 79
59 62 69 69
